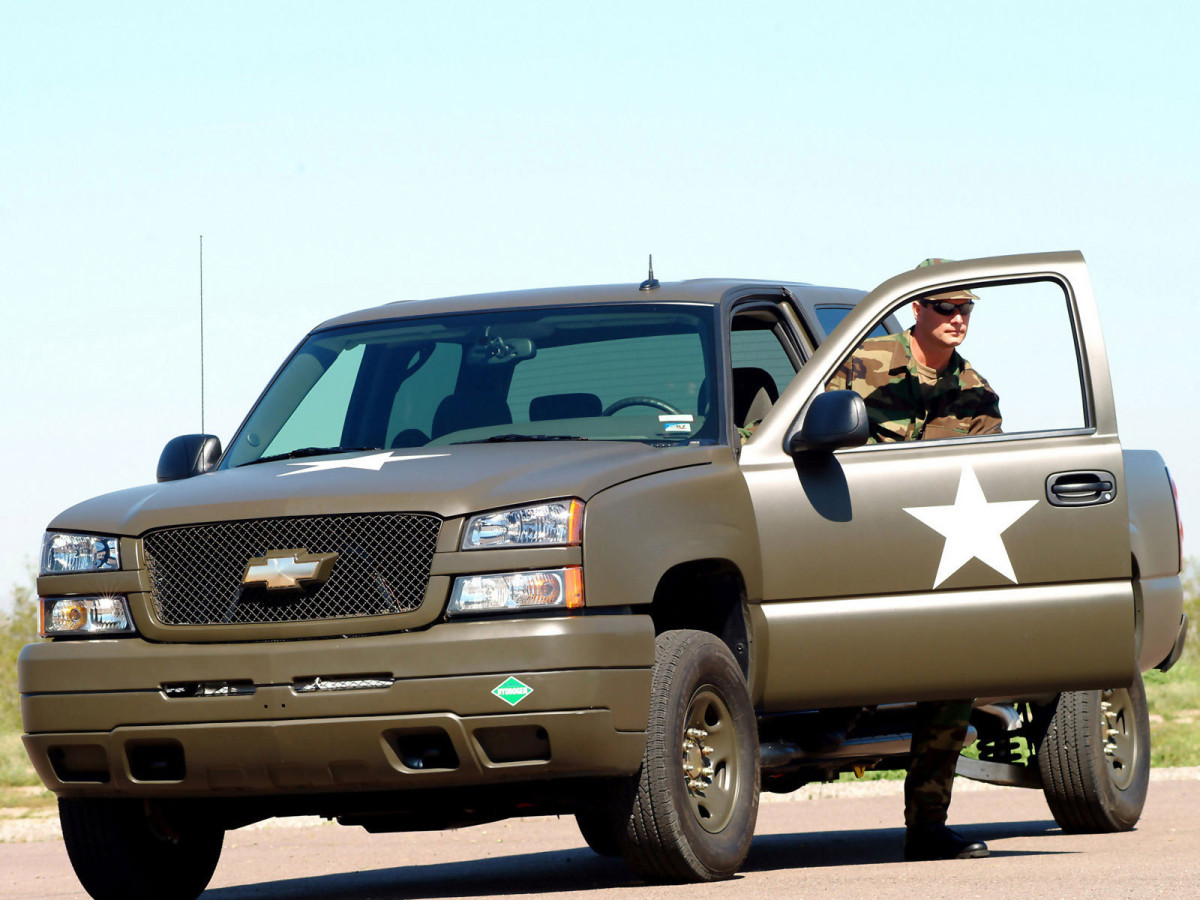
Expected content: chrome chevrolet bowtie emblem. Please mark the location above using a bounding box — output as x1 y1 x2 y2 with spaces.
241 549 338 591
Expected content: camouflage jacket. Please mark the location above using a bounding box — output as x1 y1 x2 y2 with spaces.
824 329 1001 443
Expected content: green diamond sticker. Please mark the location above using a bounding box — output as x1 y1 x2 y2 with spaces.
491 676 533 706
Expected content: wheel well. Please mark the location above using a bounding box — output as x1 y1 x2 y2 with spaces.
649 559 750 677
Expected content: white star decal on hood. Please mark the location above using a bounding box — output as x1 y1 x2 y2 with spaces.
278 451 449 477
904 466 1037 588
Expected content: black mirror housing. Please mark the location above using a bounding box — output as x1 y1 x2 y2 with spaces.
789 391 869 454
157 434 223 482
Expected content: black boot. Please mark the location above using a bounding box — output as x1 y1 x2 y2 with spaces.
904 823 989 861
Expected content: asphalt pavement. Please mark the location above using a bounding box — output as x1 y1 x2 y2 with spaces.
3 774 1198 899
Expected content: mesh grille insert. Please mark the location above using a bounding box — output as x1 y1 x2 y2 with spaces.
142 513 441 625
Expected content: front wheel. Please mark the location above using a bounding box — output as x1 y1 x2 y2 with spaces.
1037 670 1151 833
575 807 623 856
614 629 759 882
60 798 224 900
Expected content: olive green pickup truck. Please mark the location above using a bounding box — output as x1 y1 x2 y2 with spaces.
21 252 1187 899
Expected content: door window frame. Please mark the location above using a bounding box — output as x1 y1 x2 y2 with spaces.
795 273 1098 456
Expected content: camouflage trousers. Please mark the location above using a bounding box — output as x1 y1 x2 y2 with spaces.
904 698 974 828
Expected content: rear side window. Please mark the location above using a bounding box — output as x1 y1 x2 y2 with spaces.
730 328 798 397
815 305 889 340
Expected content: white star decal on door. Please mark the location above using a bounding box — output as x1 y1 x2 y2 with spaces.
278 451 448 477
903 466 1037 588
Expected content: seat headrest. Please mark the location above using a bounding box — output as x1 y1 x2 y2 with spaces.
733 367 780 427
529 392 603 421
432 393 513 438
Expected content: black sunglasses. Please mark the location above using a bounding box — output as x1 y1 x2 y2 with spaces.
919 298 975 316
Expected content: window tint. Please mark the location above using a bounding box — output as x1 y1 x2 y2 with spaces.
509 332 706 421
262 344 365 455
386 342 463 446
223 304 719 467
815 305 888 340
730 328 797 396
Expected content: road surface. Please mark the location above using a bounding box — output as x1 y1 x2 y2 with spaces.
3 775 1198 899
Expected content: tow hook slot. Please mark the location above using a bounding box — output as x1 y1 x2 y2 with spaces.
384 728 460 771
127 741 186 782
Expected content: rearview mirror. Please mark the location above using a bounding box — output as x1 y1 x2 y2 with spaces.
788 391 868 454
157 434 223 482
467 335 537 365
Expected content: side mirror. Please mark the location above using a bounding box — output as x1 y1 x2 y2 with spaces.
157 434 223 482
788 390 869 454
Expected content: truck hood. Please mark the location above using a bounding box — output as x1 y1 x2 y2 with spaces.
49 442 728 536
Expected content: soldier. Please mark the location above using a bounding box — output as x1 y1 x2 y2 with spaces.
826 257 997 860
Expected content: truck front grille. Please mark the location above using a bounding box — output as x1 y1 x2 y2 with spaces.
142 513 441 625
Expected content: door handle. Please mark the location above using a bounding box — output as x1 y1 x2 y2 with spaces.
1046 471 1117 507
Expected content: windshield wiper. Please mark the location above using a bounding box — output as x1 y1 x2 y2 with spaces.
238 446 382 467
453 434 589 444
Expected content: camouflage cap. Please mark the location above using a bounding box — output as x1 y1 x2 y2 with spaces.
916 258 979 303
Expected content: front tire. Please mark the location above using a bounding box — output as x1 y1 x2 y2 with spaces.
575 807 623 856
1037 670 1151 833
615 629 759 882
60 798 224 900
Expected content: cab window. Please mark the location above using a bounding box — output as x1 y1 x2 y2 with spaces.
729 305 802 431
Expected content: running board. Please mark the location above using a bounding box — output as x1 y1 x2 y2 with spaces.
955 755 1042 789
760 726 976 769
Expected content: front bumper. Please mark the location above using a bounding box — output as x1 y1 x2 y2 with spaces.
19 614 654 798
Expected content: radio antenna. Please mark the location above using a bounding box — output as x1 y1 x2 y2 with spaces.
639 254 660 291
199 235 205 435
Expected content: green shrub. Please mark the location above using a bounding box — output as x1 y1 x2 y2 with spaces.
1 574 40 786
1 577 38 734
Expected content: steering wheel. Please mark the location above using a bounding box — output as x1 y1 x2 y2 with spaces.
602 396 682 416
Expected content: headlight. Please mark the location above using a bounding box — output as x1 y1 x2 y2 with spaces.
40 595 136 637
448 567 584 616
462 499 583 550
40 532 121 575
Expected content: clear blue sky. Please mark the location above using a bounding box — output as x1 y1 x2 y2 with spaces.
2 1 1198 597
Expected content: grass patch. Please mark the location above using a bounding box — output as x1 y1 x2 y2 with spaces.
0 784 54 814
0 732 38 788
1 574 42 791
1145 655 1200 767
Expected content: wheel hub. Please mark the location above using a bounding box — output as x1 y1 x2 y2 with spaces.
679 688 739 833
681 727 713 789
1100 688 1138 791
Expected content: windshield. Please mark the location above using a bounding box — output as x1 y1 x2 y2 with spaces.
222 303 721 468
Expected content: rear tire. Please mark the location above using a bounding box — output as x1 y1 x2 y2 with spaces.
60 798 224 900
614 629 759 882
1037 670 1151 833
